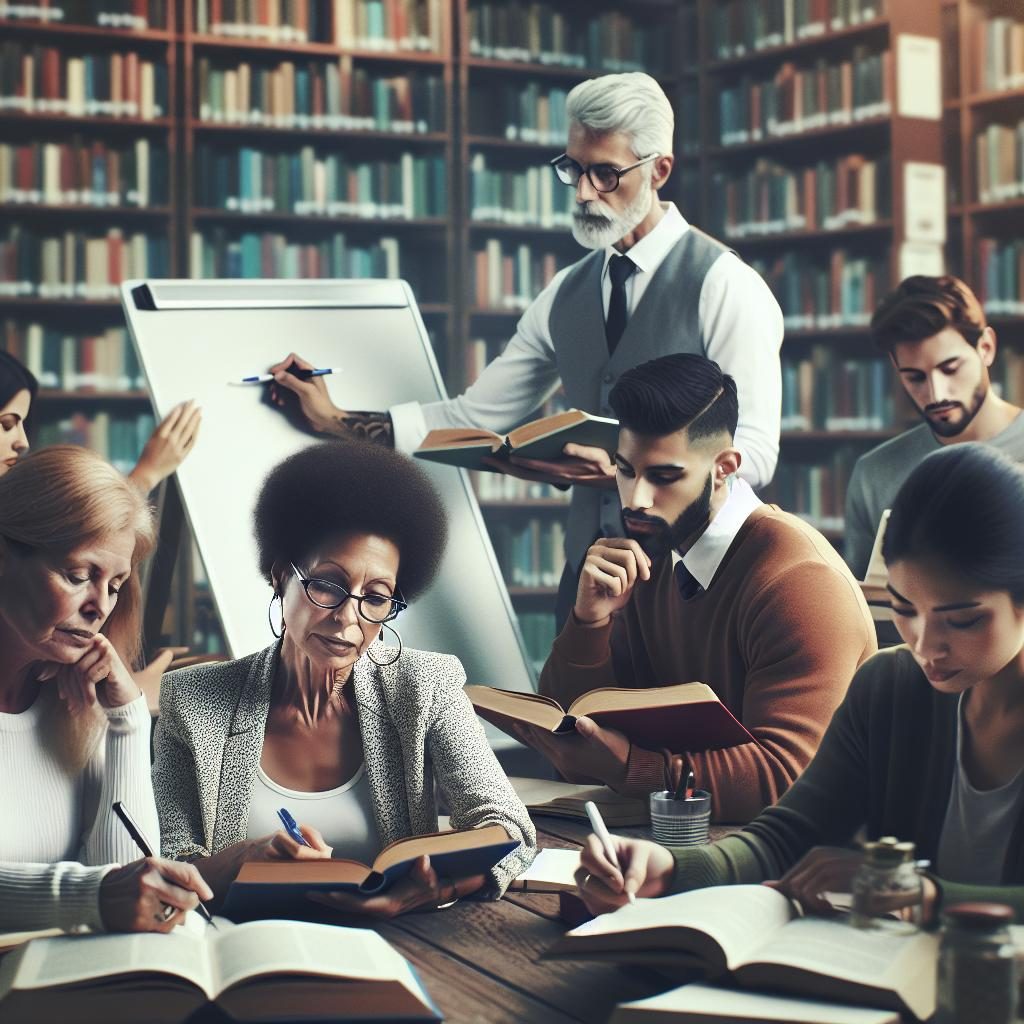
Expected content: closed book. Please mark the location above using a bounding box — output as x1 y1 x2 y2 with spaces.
222 823 519 920
413 407 618 473
0 919 440 1023
467 682 754 753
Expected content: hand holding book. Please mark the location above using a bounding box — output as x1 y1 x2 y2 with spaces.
484 441 618 489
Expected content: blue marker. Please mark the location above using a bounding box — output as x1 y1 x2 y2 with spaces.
233 368 340 385
277 807 311 847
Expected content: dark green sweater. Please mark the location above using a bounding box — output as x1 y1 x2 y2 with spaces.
671 646 1024 918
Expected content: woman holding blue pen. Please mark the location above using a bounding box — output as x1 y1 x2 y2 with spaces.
153 440 536 918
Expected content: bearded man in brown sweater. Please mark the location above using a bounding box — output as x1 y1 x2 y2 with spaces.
532 354 876 822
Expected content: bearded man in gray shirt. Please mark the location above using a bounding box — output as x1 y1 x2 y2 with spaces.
845 275 1024 578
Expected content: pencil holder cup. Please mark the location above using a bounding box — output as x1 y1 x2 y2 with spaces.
649 790 711 847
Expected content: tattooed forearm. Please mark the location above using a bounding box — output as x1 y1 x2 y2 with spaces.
333 411 394 447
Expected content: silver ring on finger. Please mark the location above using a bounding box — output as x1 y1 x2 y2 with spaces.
159 903 176 922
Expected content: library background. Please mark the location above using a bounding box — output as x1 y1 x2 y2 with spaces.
1 0 1022 671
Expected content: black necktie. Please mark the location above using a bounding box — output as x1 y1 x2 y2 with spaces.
674 561 703 601
605 254 636 355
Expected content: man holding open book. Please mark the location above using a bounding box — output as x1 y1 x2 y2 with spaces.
530 355 876 822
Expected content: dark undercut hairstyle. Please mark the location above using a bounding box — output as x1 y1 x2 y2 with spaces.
883 443 1024 604
609 353 738 444
254 439 448 600
871 275 987 355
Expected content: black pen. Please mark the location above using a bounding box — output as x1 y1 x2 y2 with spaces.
112 801 217 929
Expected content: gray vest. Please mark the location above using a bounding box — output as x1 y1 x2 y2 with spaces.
549 227 730 570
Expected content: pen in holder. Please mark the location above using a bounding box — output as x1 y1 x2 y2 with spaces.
649 774 711 847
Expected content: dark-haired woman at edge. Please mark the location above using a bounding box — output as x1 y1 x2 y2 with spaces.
576 443 1024 921
153 440 536 918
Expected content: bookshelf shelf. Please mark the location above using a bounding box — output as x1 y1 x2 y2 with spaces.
36 390 151 402
0 298 122 313
189 35 447 65
0 204 173 220
0 113 174 133
781 430 899 444
967 199 1024 218
468 221 576 237
967 86 1024 111
466 136 560 153
0 20 172 43
707 117 890 161
507 587 559 598
782 327 873 343
190 210 449 230
465 57 673 83
478 499 572 510
705 16 890 74
725 221 893 249
191 123 449 146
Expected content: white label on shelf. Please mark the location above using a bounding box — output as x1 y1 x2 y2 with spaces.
896 34 941 121
899 242 945 280
903 163 947 244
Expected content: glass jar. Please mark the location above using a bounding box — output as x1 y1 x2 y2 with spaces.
850 836 923 933
936 902 1018 1024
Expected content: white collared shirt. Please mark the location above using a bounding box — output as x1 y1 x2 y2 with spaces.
390 202 783 490
671 478 764 591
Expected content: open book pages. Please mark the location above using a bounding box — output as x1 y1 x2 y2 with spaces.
508 848 581 893
611 981 900 1024
0 928 63 955
510 776 649 827
860 509 891 604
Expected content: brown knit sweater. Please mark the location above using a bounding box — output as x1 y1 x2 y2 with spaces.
539 505 877 822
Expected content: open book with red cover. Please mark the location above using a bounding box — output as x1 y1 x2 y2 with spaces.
465 682 754 752
413 408 619 472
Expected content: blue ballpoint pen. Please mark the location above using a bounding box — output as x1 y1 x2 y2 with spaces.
234 368 340 385
277 807 311 847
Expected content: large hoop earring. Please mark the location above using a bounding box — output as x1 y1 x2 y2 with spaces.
268 593 285 639
366 622 402 667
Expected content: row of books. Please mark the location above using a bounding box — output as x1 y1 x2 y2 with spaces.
993 347 1024 408
471 239 558 312
979 238 1024 318
194 146 447 219
751 248 888 330
195 57 445 134
772 448 859 535
0 138 168 208
975 120 1024 205
468 82 569 147
718 51 892 147
710 0 886 62
489 516 566 590
1 320 142 391
516 611 556 672
34 410 155 475
0 43 168 118
0 1 166 30
781 349 897 432
189 228 413 287
468 2 668 74
193 0 444 53
473 472 570 504
971 14 1024 95
711 154 890 239
469 153 574 228
0 226 169 299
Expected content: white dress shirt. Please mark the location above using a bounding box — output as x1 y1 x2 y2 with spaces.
671 478 764 590
391 202 783 489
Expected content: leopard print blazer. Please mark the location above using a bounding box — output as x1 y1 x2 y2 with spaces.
151 640 536 896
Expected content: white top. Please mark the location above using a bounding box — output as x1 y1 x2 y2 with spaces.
247 762 382 865
671 478 764 591
391 203 783 489
0 691 158 932
936 693 1024 885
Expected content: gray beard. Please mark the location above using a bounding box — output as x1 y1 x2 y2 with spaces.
571 184 653 250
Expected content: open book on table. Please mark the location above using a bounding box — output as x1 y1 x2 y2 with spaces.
507 848 581 893
0 918 439 1023
510 776 649 827
222 823 519 921
467 682 754 752
547 884 937 1021
413 408 619 472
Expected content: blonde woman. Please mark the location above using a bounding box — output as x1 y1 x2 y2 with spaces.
0 446 210 933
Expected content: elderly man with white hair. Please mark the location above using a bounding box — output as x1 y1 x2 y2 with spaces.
268 72 784 626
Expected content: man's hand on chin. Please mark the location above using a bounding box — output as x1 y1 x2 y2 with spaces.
510 716 630 787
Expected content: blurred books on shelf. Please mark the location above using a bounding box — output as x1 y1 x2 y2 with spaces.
472 238 558 311
772 448 859 535
782 348 897 432
36 410 154 475
978 238 1024 317
974 119 1024 205
970 11 1024 95
469 152 573 228
469 81 569 145
0 2 167 30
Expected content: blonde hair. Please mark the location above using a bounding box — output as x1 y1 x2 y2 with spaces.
0 446 155 769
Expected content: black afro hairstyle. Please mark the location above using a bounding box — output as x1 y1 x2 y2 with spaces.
254 439 448 600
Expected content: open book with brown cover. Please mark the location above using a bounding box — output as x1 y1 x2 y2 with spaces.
0 919 440 1024
510 777 649 827
413 408 619 472
548 885 937 1021
222 823 518 921
466 683 755 752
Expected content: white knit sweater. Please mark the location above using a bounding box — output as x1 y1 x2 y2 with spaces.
0 692 158 932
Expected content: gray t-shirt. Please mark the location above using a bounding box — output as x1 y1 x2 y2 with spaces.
936 693 1024 885
844 412 1024 578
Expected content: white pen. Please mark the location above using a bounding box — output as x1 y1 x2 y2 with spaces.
585 800 636 905
230 367 342 385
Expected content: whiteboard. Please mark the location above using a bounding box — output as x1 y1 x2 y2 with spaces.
121 278 535 695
